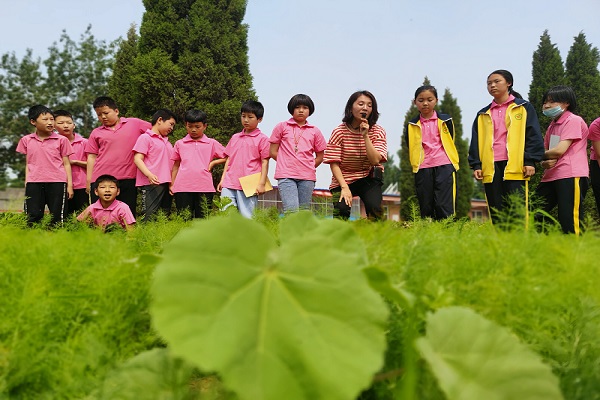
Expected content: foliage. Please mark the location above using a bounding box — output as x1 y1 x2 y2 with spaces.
151 212 388 400
382 152 400 191
110 0 255 146
565 32 600 124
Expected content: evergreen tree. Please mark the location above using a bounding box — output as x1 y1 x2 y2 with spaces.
110 0 255 145
439 88 473 219
565 32 600 124
528 30 565 134
107 25 140 117
382 152 400 191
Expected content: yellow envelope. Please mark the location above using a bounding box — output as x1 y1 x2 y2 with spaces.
238 172 273 197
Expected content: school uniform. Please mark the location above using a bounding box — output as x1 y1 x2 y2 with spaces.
68 133 89 213
406 112 459 220
535 111 589 234
16 132 73 224
132 129 174 220
77 199 135 229
588 118 600 216
85 117 152 216
171 134 226 218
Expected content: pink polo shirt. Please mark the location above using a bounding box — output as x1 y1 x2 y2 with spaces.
588 117 600 161
70 133 88 189
541 111 589 182
132 129 174 186
490 95 515 162
16 132 73 183
270 118 327 181
221 128 270 191
77 199 136 229
171 134 226 193
418 112 452 169
86 117 152 181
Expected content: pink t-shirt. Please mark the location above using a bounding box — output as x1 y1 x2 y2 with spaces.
418 112 452 169
77 199 136 228
171 134 226 193
221 128 270 191
132 130 174 186
541 111 589 182
588 117 600 161
269 118 327 181
70 133 88 190
490 95 515 162
85 117 152 181
16 132 73 183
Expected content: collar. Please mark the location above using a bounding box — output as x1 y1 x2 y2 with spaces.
241 128 262 137
420 111 438 123
33 131 61 141
92 199 118 211
551 110 573 125
491 94 516 109
285 118 314 128
182 134 210 143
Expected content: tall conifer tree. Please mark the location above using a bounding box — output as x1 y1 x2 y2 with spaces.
565 32 600 124
109 0 255 144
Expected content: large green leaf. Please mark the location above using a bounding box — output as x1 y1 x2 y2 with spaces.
415 306 564 400
99 348 196 400
151 212 388 400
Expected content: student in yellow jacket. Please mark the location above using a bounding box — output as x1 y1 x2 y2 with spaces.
405 85 459 220
468 70 544 226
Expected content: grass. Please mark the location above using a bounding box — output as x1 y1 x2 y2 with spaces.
1 210 599 399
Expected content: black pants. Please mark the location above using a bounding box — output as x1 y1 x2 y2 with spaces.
589 160 600 216
140 183 172 221
24 182 67 225
174 192 214 219
68 188 89 214
331 176 383 220
535 177 588 234
91 178 138 217
414 164 456 220
484 161 527 225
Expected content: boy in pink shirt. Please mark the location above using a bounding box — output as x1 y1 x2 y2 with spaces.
16 105 74 225
217 100 270 218
85 96 152 217
54 109 89 213
133 109 177 221
171 109 226 218
77 174 136 231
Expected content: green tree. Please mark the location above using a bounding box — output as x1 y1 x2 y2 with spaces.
110 0 255 145
528 30 565 134
44 25 117 135
382 152 400 191
439 88 473 219
565 32 600 124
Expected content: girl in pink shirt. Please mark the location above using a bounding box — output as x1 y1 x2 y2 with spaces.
269 94 327 213
405 85 459 220
535 86 589 234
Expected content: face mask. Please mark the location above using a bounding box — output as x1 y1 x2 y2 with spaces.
542 105 564 118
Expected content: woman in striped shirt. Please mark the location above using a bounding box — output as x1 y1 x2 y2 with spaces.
323 90 387 220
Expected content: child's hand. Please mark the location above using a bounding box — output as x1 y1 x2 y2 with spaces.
522 166 535 178
541 159 557 169
256 183 266 195
67 185 74 199
169 183 174 196
216 182 223 192
339 186 353 206
473 170 483 180
147 173 160 185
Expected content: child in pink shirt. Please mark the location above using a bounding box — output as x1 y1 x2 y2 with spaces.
85 96 152 217
535 86 589 234
171 109 226 218
77 174 135 231
217 100 270 218
269 94 326 213
16 105 73 225
589 117 600 216
54 109 89 213
133 109 176 221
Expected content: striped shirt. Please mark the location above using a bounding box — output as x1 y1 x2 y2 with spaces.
323 123 387 189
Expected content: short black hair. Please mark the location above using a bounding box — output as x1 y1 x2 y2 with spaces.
95 174 119 187
543 85 578 114
342 90 380 126
488 69 523 99
151 109 177 125
184 109 208 124
287 94 315 116
53 109 73 119
241 100 264 119
93 96 118 110
28 105 53 121
414 85 438 100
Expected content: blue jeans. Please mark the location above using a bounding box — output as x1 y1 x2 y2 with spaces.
220 188 258 218
277 178 315 213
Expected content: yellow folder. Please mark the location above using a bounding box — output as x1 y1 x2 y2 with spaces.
238 172 273 197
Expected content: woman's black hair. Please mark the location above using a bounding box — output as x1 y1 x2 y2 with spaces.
414 85 438 100
287 94 315 116
488 69 523 99
342 90 380 126
542 85 577 114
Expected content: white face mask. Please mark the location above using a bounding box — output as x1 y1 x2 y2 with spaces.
542 105 564 118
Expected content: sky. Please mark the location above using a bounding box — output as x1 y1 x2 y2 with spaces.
2 0 600 188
